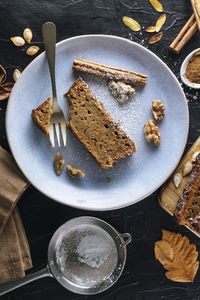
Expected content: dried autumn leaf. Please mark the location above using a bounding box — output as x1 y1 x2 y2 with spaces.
155 240 174 265
0 74 4 85
156 14 166 32
149 0 164 12
0 65 7 85
155 230 199 282
122 16 141 32
148 32 163 44
145 26 157 32
0 82 14 92
0 91 10 100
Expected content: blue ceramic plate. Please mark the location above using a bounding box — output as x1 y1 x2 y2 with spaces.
6 35 189 211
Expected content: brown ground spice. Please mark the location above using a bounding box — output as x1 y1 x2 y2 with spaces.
185 50 200 84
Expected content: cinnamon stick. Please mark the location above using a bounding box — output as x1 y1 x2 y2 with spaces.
191 0 200 30
169 14 198 54
73 58 147 87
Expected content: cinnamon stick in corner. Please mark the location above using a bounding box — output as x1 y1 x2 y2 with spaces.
191 0 200 30
169 14 198 54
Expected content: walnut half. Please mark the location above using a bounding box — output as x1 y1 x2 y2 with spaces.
152 100 165 121
144 119 160 146
66 164 85 179
54 153 64 175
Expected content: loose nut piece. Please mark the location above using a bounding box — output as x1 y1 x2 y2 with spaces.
10 36 25 47
66 164 85 179
54 153 64 175
173 173 182 188
192 151 200 162
182 161 193 176
26 46 40 56
23 28 33 43
13 69 21 82
152 100 165 121
144 119 160 146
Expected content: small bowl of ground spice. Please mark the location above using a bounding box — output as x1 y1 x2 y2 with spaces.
180 48 200 89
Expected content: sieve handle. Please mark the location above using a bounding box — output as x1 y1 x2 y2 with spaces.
120 233 132 247
0 266 52 296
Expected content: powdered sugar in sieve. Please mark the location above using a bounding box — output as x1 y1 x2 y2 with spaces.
55 224 118 288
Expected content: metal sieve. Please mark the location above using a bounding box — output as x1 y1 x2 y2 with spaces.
0 216 132 296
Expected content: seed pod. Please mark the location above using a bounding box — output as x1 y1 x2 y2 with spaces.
145 26 157 32
173 173 181 188
155 14 166 32
23 28 33 43
149 0 164 12
26 46 40 56
148 32 163 44
10 36 25 47
182 161 193 176
13 69 21 82
122 16 141 32
191 152 200 162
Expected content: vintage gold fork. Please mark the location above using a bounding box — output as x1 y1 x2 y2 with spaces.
42 22 66 147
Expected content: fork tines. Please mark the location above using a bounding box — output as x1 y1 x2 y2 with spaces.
49 122 67 147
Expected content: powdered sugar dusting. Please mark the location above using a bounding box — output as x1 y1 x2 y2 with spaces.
108 80 136 103
76 234 113 268
55 224 117 287
79 73 146 143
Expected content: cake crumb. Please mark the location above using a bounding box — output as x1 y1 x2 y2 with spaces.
66 164 85 179
106 177 112 182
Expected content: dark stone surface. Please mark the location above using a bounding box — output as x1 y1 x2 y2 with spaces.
0 0 200 299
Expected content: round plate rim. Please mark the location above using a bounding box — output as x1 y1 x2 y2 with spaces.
5 34 189 211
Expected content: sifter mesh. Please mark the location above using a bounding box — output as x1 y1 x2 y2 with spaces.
55 224 118 288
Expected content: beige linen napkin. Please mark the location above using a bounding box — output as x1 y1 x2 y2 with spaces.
0 146 32 283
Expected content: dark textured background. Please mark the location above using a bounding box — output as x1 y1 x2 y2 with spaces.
0 0 200 299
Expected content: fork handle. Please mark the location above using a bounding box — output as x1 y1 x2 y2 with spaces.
42 22 57 101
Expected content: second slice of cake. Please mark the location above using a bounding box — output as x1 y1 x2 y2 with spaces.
65 78 136 168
